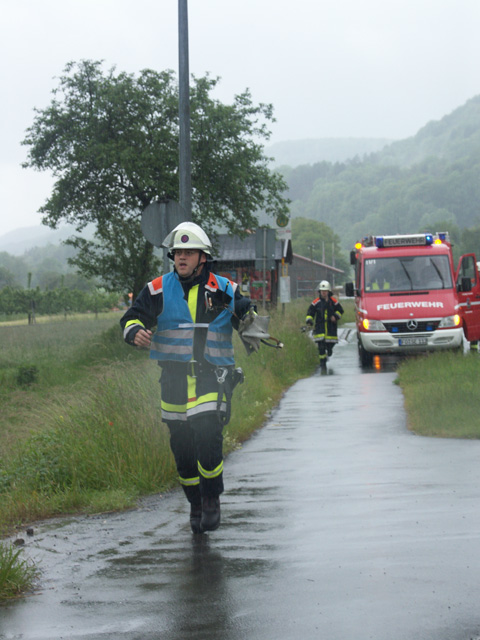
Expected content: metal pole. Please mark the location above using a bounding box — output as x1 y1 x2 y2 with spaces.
262 228 266 309
178 0 192 220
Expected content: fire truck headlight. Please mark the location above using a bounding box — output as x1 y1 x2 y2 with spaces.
438 315 461 328
362 318 386 331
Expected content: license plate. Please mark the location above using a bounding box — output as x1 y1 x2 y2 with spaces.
398 337 428 346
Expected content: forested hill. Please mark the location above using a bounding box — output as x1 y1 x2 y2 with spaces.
280 95 480 253
375 95 480 167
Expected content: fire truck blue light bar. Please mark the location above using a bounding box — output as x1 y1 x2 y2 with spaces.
375 234 433 248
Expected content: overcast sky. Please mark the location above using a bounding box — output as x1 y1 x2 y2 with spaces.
2 0 480 236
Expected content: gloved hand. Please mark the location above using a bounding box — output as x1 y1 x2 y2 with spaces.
238 308 273 354
238 309 260 352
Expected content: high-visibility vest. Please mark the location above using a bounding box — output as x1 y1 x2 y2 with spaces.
372 281 390 290
149 271 235 366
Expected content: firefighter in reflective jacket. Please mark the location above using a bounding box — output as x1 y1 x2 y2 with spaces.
120 222 252 534
305 280 344 367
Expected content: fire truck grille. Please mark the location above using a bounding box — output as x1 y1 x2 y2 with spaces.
383 320 441 334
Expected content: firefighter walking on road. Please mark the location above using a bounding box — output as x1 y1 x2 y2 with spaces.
305 280 344 368
120 222 253 534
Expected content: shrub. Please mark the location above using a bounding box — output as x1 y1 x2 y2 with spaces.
16 365 39 387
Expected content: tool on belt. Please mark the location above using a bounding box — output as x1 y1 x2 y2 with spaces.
215 366 245 426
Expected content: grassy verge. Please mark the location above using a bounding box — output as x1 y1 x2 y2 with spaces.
395 349 480 438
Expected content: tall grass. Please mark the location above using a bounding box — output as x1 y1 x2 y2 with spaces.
396 349 480 438
0 364 177 528
0 314 143 448
0 542 37 599
0 313 133 393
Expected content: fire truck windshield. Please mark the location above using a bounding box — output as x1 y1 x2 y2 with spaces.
364 256 453 292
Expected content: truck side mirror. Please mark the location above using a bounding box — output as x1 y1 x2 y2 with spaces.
458 276 472 292
345 282 355 297
350 251 357 266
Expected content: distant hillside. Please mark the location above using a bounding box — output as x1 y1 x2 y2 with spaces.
266 138 393 168
0 224 94 256
375 95 480 167
280 94 480 251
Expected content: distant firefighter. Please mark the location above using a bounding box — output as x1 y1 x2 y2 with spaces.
305 280 344 368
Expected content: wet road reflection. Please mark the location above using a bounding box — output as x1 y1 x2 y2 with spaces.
2 329 480 640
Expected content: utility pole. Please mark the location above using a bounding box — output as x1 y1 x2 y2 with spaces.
308 244 315 294
178 0 192 220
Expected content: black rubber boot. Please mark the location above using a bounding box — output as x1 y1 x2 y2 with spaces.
182 485 203 534
201 496 221 532
189 502 203 534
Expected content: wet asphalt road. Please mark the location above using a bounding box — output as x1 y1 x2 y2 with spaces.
2 329 480 640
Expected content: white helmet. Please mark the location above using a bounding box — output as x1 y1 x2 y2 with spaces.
318 280 331 291
162 222 213 260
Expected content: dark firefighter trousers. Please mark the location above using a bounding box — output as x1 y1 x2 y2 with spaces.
166 413 224 504
317 339 335 361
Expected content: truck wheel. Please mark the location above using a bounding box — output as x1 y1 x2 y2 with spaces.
358 338 374 367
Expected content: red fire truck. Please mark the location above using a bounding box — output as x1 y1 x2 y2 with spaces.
345 232 480 365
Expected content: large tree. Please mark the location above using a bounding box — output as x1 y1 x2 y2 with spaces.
22 60 290 298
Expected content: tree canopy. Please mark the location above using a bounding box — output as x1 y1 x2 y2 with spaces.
22 60 289 298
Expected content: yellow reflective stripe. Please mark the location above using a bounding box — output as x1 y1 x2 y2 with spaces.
161 400 187 413
124 319 145 339
188 285 199 322
187 391 225 411
179 475 200 486
125 319 145 329
198 460 223 479
306 315 314 322
187 374 196 402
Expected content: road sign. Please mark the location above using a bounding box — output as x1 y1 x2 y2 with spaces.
141 200 186 247
275 213 291 241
